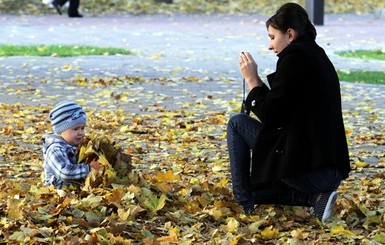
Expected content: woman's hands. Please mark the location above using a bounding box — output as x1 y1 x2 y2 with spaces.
239 52 263 89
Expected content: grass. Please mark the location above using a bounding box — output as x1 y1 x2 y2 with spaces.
1 45 383 85
336 50 385 84
337 70 385 85
336 50 385 61
0 44 133 57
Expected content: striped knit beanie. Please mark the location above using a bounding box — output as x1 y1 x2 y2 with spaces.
49 101 87 134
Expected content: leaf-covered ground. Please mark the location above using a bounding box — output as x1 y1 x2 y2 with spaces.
1 76 385 244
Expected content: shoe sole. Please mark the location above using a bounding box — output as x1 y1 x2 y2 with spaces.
321 191 337 223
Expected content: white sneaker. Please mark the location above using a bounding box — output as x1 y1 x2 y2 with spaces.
312 191 337 223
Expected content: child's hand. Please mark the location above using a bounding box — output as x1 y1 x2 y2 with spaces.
90 159 102 170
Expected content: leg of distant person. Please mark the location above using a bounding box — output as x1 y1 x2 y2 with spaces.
52 0 67 15
68 0 82 18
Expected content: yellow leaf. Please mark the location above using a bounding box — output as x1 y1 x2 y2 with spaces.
184 200 201 213
212 165 223 172
149 53 163 60
144 194 166 214
229 234 244 245
24 127 35 134
104 166 117 179
117 208 131 221
372 178 382 185
156 170 181 182
178 188 191 197
78 194 103 209
98 154 110 166
330 225 354 236
197 194 211 208
226 217 239 232
215 178 228 188
183 76 200 82
127 185 142 197
189 177 199 184
248 220 265 233
209 208 225 220
7 199 24 221
120 125 130 132
155 182 172 193
355 161 369 168
106 188 123 204
373 233 385 243
156 226 179 243
84 169 100 188
260 226 279 240
62 64 72 70
77 145 88 163
1 217 10 229
291 229 305 239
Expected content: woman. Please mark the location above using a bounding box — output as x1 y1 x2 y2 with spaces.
227 3 350 223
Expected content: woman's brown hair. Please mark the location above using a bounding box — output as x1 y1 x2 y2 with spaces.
266 3 317 42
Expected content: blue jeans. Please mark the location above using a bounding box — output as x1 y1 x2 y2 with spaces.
227 113 343 208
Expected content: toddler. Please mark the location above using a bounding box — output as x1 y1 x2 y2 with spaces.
42 101 100 189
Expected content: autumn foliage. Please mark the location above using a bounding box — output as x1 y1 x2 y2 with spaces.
1 76 385 244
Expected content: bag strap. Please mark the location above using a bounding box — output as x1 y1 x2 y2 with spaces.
240 78 250 115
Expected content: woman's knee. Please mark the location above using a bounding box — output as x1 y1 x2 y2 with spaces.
228 113 249 127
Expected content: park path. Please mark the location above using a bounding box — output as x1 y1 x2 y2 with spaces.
0 13 384 114
0 13 384 107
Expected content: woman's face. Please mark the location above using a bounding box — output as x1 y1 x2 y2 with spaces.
267 25 292 54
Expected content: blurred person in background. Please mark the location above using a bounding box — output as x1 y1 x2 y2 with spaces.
52 0 82 18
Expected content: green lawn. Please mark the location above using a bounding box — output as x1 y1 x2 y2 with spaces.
336 50 385 61
336 50 385 84
0 44 133 57
337 70 385 85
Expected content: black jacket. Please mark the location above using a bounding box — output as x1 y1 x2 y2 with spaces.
246 40 350 186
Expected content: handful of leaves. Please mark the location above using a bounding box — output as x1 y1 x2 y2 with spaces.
76 134 133 188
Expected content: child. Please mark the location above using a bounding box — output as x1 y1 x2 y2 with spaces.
42 101 101 189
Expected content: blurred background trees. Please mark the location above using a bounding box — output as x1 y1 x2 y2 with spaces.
0 0 384 15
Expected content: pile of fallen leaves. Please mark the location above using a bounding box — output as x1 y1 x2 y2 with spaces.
1 76 385 244
76 134 133 188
